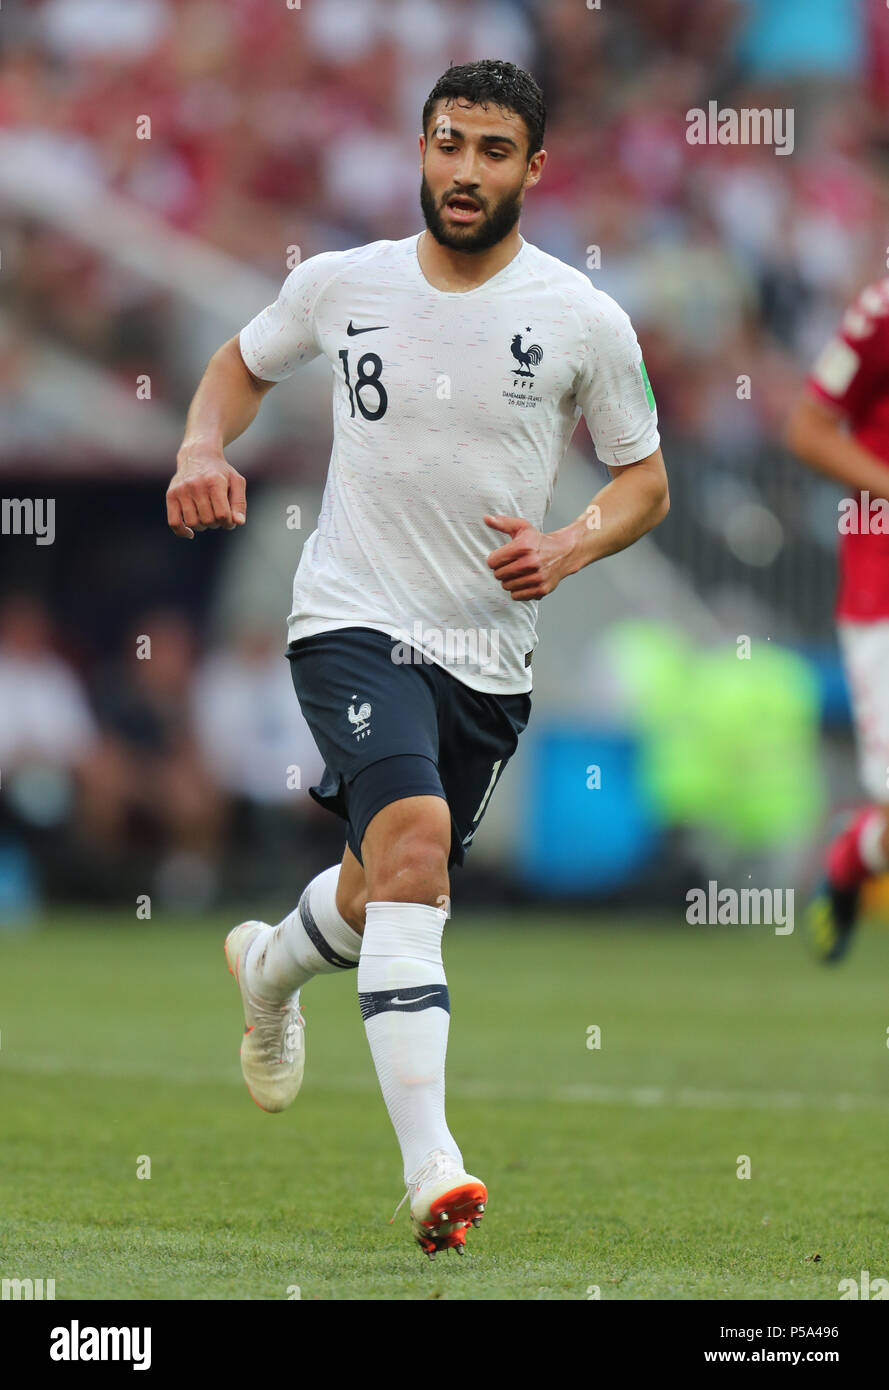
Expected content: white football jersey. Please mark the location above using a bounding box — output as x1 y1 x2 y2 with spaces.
239 233 659 694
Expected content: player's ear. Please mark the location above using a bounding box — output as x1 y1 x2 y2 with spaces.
418 133 426 169
524 148 546 190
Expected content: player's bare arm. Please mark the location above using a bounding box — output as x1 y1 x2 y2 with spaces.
167 334 274 539
484 445 669 601
785 393 889 501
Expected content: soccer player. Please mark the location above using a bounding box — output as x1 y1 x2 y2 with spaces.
167 59 668 1256
786 276 889 962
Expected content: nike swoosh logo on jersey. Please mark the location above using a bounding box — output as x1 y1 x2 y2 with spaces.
347 320 388 335
390 992 438 1006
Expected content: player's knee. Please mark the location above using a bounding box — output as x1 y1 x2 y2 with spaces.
365 830 449 907
336 885 367 934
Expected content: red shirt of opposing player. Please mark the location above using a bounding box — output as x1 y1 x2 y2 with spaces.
806 278 889 621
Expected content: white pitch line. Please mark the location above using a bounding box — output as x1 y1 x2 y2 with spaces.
2 1054 886 1113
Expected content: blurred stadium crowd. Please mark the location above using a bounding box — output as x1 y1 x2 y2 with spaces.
0 588 332 912
3 0 887 429
1 0 888 911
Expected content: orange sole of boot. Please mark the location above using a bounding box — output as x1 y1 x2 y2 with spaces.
416 1181 488 1256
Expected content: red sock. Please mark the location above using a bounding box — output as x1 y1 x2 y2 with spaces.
826 809 881 891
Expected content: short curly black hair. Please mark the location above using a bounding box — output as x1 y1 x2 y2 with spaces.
422 59 546 161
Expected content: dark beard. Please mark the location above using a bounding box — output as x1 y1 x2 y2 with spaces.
420 172 524 253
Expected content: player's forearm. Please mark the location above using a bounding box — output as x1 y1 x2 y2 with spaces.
178 335 272 457
559 458 670 573
786 400 889 502
168 336 267 538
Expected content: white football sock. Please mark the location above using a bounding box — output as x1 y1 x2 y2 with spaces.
246 865 362 1001
358 900 462 1184
859 810 889 874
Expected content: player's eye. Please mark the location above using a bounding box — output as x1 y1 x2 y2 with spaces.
487 150 507 159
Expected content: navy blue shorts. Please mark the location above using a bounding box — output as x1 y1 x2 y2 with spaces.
286 626 531 869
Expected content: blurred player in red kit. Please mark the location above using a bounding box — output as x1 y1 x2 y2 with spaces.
787 278 889 961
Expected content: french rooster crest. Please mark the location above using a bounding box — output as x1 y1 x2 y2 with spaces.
510 331 543 378
348 698 372 738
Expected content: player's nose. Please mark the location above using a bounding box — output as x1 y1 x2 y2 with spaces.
451 153 483 187
450 176 483 204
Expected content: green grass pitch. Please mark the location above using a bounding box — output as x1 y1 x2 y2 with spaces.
1 908 887 1300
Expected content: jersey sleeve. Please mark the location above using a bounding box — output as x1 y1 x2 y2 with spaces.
239 252 341 382
573 290 660 467
806 279 889 421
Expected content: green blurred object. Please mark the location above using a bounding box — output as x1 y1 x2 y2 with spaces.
608 624 824 848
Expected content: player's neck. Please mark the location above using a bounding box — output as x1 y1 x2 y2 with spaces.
416 227 523 293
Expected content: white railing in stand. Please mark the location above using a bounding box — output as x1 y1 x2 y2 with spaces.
0 131 333 461
0 132 275 324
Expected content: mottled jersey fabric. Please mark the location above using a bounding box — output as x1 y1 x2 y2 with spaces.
240 233 659 693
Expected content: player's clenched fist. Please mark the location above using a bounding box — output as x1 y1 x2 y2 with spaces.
166 450 247 539
484 513 573 601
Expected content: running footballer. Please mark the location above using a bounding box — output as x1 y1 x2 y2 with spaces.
167 60 669 1257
